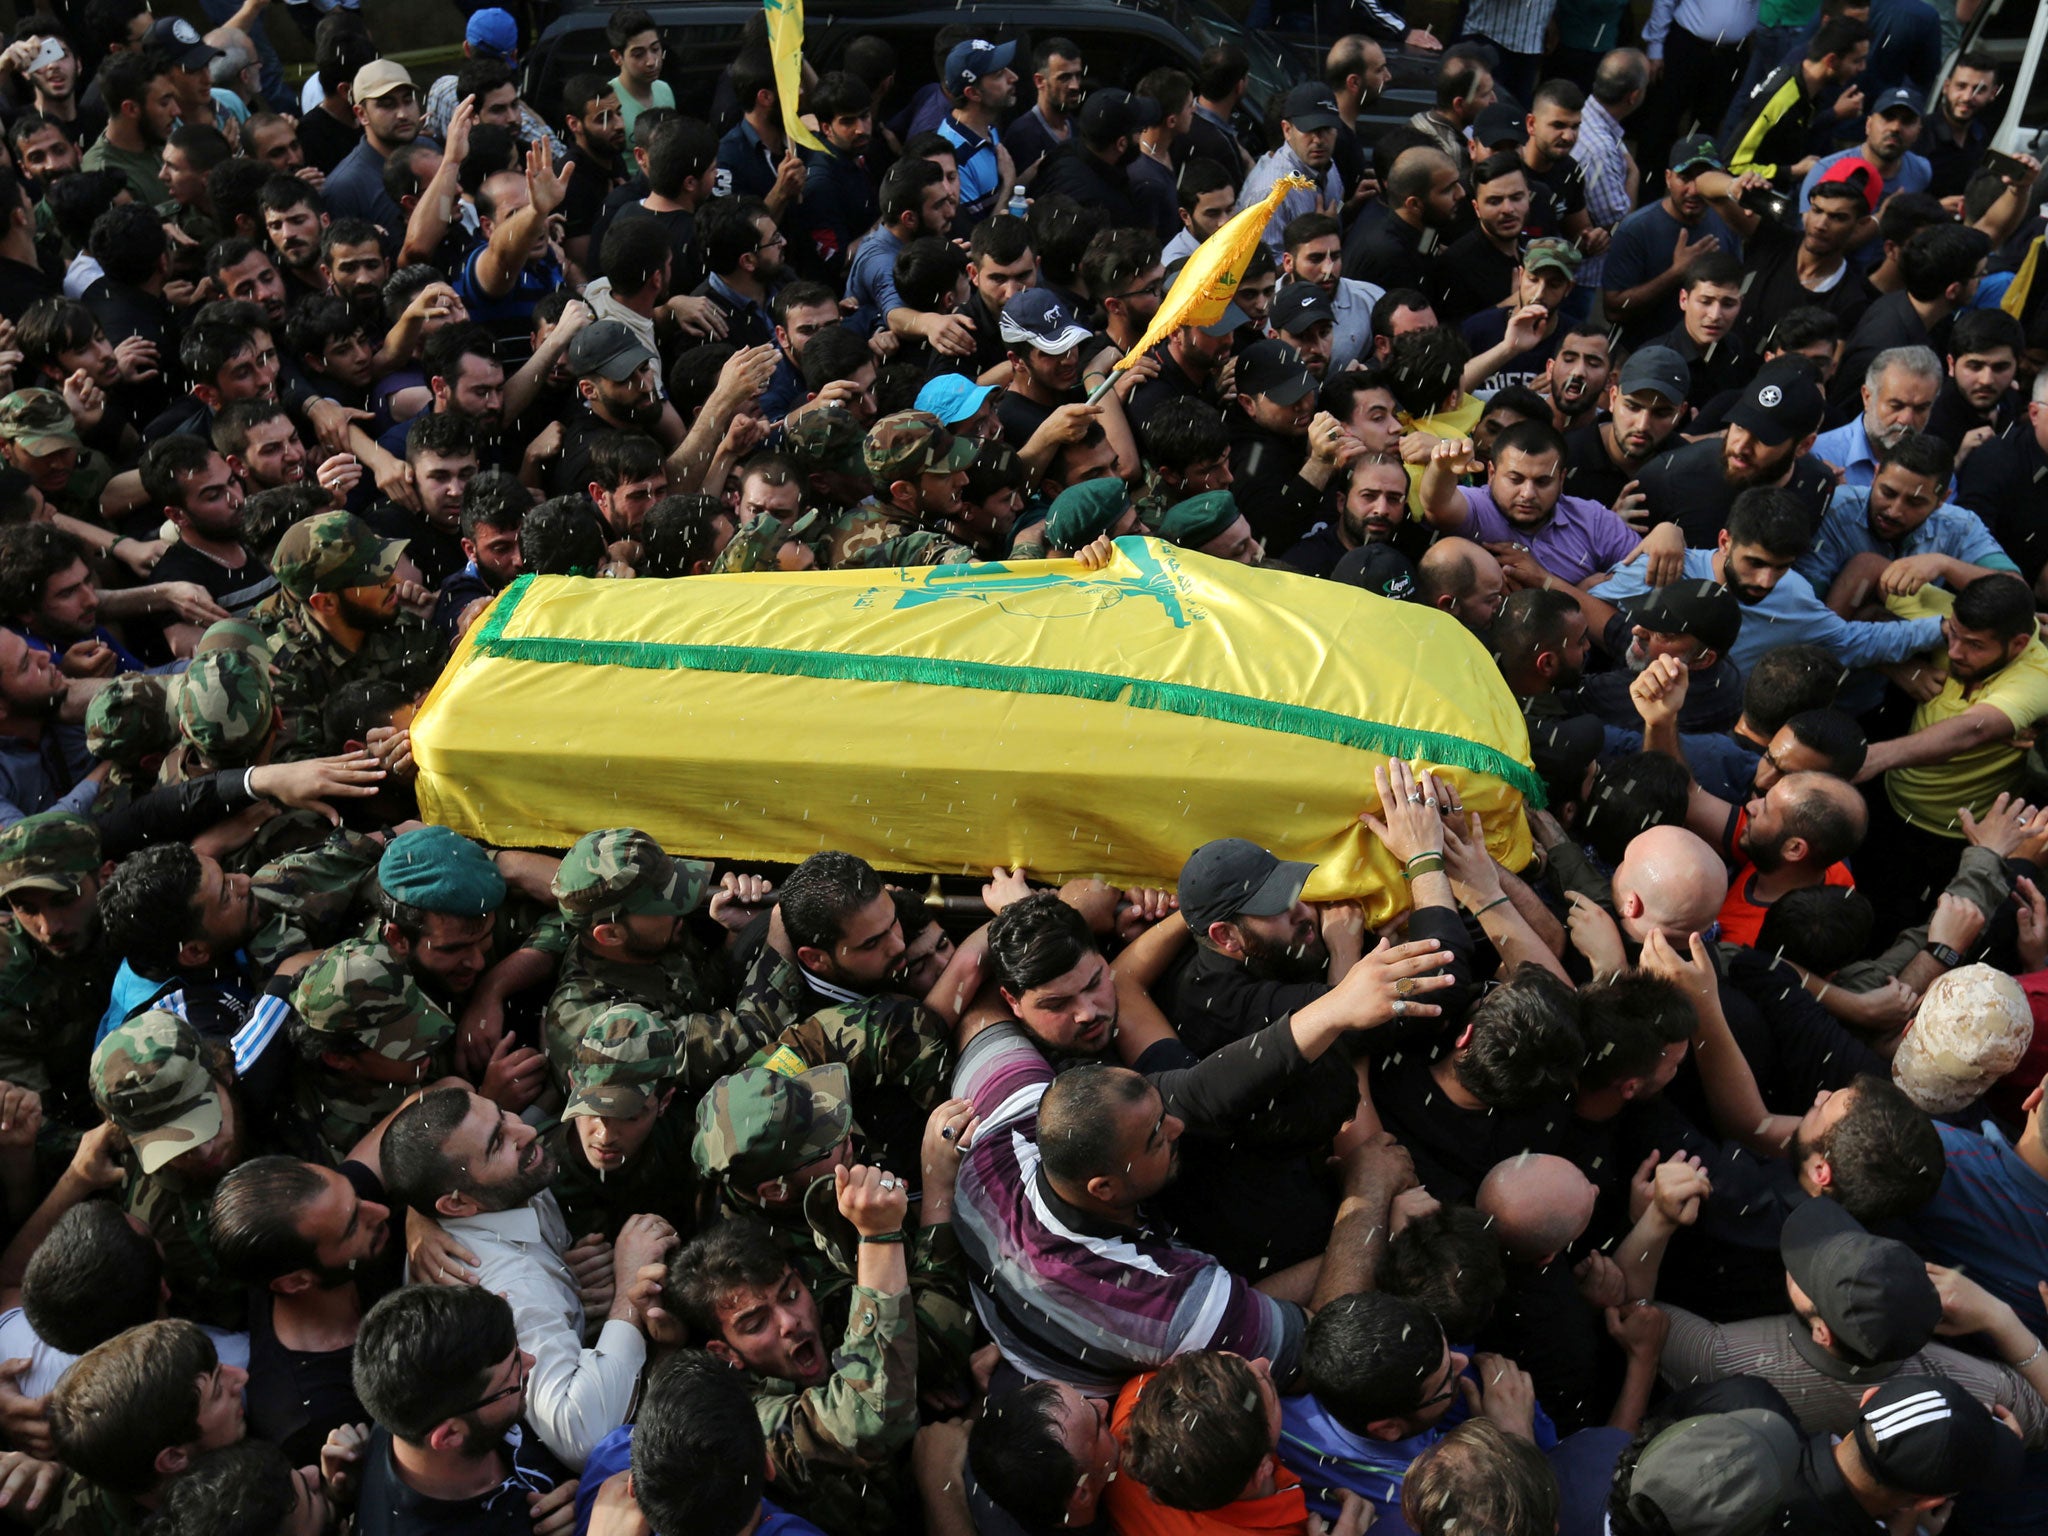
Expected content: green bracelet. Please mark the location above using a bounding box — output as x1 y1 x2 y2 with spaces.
1473 894 1513 917
858 1231 908 1245
1401 855 1445 880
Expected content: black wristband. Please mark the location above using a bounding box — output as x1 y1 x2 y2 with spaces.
858 1231 907 1245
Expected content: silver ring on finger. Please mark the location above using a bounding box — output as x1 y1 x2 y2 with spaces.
1407 791 1424 804
1391 998 1408 1016
1424 798 1440 810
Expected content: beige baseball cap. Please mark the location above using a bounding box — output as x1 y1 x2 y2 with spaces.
352 59 415 102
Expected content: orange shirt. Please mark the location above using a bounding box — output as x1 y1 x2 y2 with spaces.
1103 1373 1311 1536
1715 807 1856 948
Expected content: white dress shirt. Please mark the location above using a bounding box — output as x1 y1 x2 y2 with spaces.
437 1193 644 1472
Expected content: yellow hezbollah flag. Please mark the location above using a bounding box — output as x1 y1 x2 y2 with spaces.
763 0 825 153
412 539 1536 924
1112 174 1314 373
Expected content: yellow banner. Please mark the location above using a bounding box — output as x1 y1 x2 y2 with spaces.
412 540 1535 923
764 0 826 153
1113 174 1313 372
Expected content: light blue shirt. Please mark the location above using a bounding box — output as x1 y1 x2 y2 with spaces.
1329 276 1384 374
1810 418 1883 487
1591 547 1944 674
1238 145 1343 253
1795 486 2017 591
844 224 906 337
1645 0 1760 53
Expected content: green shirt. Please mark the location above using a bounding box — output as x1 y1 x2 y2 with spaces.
609 76 674 139
80 136 163 206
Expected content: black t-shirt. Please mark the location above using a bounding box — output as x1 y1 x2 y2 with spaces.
1924 376 2021 455
1735 217 1875 355
297 104 361 176
604 202 703 295
1519 153 1587 242
243 1160 392 1465
1436 230 1520 324
1367 1048 1565 1205
1956 419 2048 581
354 1424 570 1536
559 146 624 240
995 387 1069 451
360 501 466 589
1562 418 1635 507
1636 435 1837 547
151 541 278 618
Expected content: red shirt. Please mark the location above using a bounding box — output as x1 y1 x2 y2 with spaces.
1104 1374 1311 1536
1716 806 1856 948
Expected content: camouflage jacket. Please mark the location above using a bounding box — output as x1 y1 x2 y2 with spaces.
257 596 449 761
732 942 812 1042
814 499 976 570
752 995 956 1118
721 1180 978 1409
44 1473 139 1536
546 1111 698 1239
542 934 762 1093
746 1283 916 1536
246 828 388 977
127 1167 244 1332
0 923 115 1130
296 1047 452 1163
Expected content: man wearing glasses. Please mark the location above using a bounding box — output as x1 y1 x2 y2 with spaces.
691 196 789 351
350 1285 584 1536
380 1088 680 1471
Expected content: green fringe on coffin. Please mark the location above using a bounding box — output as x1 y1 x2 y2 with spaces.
464 574 1546 804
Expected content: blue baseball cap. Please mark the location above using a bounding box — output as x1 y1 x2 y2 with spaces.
945 39 1018 99
999 288 1093 355
465 7 519 61
915 374 998 425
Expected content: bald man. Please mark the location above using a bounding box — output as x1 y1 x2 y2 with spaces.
1610 825 1729 949
1477 1154 1599 1265
1415 537 1507 634
1713 772 1867 947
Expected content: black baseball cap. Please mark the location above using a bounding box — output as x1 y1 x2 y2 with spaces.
1670 134 1724 174
1629 1411 1803 1536
1630 580 1742 657
1332 543 1416 599
1474 102 1528 148
1781 1197 1942 1364
1854 1375 2024 1495
1178 839 1317 932
1618 345 1691 405
1270 282 1335 336
1280 81 1342 132
1079 87 1161 141
1238 339 1318 406
565 320 658 382
1725 356 1826 447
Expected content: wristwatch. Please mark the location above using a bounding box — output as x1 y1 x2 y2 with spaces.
1924 941 1964 970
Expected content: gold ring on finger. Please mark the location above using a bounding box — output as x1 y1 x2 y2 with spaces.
1396 977 1416 997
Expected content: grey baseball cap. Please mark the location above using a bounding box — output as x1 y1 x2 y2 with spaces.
1177 838 1315 933
1618 345 1691 405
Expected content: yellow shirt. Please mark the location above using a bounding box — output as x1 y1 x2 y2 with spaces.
1885 587 2048 835
1399 396 1486 519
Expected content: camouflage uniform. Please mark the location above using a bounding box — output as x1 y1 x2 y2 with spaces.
815 412 981 570
0 391 112 523
43 1472 140 1536
0 813 116 1132
289 937 457 1158
542 828 765 1095
245 827 388 976
694 1065 917 1535
91 1012 243 1330
372 824 571 1008
547 1004 697 1236
710 509 824 574
782 403 874 514
160 647 275 783
255 512 449 761
83 676 174 822
1128 461 1185 534
694 1064 978 1417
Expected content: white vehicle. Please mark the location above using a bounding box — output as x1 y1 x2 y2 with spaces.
1944 0 2048 155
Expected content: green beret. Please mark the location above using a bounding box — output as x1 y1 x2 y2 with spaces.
377 825 506 917
1043 477 1132 553
1155 490 1243 548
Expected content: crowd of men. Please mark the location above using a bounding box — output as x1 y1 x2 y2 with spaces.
0 0 2046 1533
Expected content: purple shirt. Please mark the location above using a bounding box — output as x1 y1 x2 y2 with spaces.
950 1023 1305 1392
1450 484 1640 585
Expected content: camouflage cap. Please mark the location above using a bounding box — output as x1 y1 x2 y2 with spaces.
783 403 869 478
711 509 822 574
84 675 175 770
289 937 458 1065
0 389 82 455
552 827 712 927
863 411 978 487
565 1004 682 1119
174 648 275 764
193 617 272 657
272 512 408 601
691 1059 854 1183
90 1010 223 1175
378 825 506 917
0 810 101 901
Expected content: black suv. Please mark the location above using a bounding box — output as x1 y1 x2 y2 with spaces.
523 0 1435 159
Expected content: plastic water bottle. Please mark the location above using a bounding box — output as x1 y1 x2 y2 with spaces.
1008 183 1028 219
